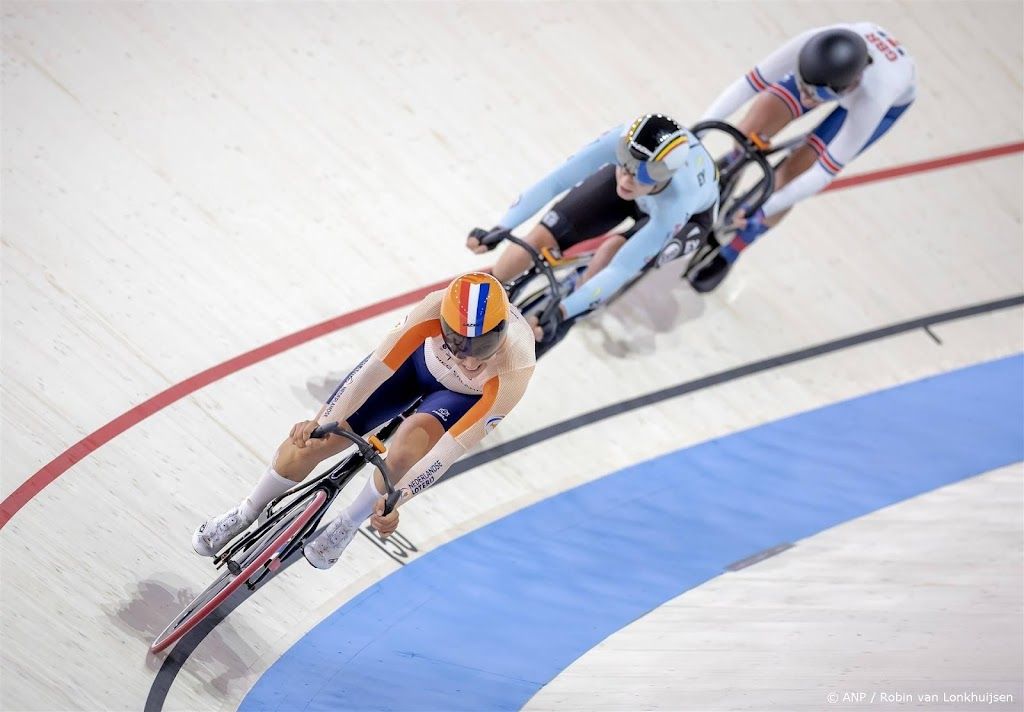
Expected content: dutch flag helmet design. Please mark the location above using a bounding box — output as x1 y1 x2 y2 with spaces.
440 272 510 359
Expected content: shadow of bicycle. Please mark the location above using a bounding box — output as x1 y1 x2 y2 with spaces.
583 264 706 358
107 575 264 698
293 372 346 409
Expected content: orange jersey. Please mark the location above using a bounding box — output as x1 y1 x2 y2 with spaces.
321 289 535 496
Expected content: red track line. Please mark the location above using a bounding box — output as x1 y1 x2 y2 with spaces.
826 141 1024 191
0 278 447 528
2 141 1021 530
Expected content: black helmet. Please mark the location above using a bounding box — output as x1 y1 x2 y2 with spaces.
798 29 869 91
615 114 691 185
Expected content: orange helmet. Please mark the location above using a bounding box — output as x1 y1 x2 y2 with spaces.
440 273 509 359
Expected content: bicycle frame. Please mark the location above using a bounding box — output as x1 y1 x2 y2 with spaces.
690 120 777 234
213 401 415 586
500 234 567 323
151 397 426 654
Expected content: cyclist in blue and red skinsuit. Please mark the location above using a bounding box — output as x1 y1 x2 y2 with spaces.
690 22 917 291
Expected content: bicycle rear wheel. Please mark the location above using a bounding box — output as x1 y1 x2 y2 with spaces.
149 488 328 653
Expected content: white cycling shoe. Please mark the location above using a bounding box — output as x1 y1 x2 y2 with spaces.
303 514 359 570
192 506 253 557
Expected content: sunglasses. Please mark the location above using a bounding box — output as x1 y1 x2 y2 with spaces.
615 138 677 185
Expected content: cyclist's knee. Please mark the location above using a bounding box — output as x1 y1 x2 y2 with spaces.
776 144 818 187
524 223 559 251
492 224 558 282
737 92 792 140
579 235 625 285
273 436 345 479
386 414 444 478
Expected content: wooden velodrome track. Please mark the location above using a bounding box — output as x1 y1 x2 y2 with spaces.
2 2 1021 710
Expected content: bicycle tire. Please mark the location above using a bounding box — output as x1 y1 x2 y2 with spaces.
149 488 328 653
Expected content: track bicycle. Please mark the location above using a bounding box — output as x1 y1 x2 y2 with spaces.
482 120 777 357
684 121 811 290
150 404 414 653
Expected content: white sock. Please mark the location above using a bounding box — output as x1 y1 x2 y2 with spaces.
342 472 385 525
239 466 296 522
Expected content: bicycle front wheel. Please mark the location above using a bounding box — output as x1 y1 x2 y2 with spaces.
512 253 592 318
149 488 328 654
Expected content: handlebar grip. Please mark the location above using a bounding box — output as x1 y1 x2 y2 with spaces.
478 227 509 250
382 489 402 516
309 421 338 439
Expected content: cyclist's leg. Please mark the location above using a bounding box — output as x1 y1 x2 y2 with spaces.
332 386 480 529
490 223 559 283
762 100 911 234
272 351 422 482
369 352 481 495
719 101 844 268
579 235 627 285
734 74 814 142
858 102 913 151
674 205 717 257
577 214 648 285
302 354 482 565
540 164 645 285
196 349 432 556
490 164 641 283
374 390 479 493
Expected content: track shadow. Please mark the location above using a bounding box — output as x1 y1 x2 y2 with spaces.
140 521 407 711
292 372 346 409
584 264 706 358
107 575 264 700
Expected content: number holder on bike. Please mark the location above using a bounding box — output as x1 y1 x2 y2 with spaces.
368 435 386 454
747 132 771 152
540 246 569 268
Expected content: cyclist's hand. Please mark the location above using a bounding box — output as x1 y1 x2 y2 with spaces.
466 226 508 254
731 204 768 230
466 227 488 254
526 315 544 342
371 497 400 538
732 207 767 240
534 304 566 343
290 420 326 449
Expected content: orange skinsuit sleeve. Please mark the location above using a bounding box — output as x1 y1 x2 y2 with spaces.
319 291 444 425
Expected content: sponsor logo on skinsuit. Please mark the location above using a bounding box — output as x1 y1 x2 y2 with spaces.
323 354 371 418
485 415 504 433
408 460 443 494
656 239 683 266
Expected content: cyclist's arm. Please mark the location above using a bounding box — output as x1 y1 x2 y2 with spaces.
391 368 534 497
319 292 443 424
498 129 620 230
701 26 823 121
761 94 893 217
559 208 677 319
